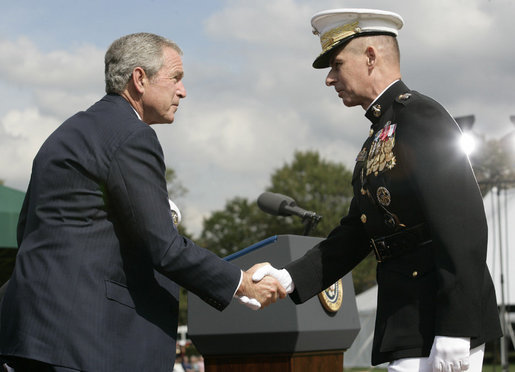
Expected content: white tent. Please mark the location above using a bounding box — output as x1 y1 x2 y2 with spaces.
344 187 515 368
484 187 515 308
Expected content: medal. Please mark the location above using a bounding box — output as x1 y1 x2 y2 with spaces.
356 147 367 162
377 186 391 206
364 123 398 177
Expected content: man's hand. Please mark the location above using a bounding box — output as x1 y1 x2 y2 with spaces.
252 264 294 293
428 336 470 372
236 263 287 310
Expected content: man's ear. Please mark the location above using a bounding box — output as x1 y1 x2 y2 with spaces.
365 46 376 68
131 67 146 94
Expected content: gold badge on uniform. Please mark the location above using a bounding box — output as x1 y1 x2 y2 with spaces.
376 186 391 206
365 122 397 176
318 279 343 313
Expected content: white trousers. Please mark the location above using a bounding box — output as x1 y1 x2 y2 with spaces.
388 344 485 372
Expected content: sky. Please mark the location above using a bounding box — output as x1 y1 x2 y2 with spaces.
1 0 514 236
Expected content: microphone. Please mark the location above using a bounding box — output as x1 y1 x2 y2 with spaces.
257 192 321 220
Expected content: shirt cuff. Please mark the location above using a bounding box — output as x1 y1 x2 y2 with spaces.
233 270 244 298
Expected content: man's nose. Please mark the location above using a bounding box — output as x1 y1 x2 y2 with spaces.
325 70 336 86
177 81 187 98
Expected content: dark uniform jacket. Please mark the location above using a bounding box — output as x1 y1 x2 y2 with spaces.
0 94 241 371
285 80 502 365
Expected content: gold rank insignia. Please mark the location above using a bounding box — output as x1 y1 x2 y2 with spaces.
398 93 412 101
365 122 397 176
371 104 382 117
318 279 343 313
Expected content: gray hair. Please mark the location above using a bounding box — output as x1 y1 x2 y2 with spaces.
347 35 400 64
104 32 182 94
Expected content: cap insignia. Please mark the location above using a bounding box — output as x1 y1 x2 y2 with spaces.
320 21 359 52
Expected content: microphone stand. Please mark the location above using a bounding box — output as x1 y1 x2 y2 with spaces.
302 212 322 236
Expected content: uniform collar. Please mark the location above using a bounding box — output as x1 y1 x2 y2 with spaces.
365 80 410 127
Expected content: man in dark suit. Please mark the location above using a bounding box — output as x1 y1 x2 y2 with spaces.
253 9 502 372
0 33 285 372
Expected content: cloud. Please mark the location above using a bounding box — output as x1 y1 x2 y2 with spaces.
0 107 60 187
0 36 104 189
0 36 104 91
204 0 313 49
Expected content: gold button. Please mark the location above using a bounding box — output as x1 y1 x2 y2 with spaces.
412 271 418 278
360 214 367 223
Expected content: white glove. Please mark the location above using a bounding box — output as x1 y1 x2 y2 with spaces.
429 336 470 372
168 199 182 226
235 295 261 310
252 264 294 294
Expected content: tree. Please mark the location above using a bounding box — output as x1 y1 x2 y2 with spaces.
199 150 377 294
166 168 187 200
468 132 515 195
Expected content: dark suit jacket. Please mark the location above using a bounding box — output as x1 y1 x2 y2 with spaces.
285 81 502 365
0 94 241 371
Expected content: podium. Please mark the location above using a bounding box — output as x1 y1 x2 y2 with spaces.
188 235 361 371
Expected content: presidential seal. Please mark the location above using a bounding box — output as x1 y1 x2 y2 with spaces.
318 279 343 313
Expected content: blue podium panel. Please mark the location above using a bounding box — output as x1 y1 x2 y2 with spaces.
188 235 360 355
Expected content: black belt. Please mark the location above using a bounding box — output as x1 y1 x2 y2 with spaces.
370 223 431 262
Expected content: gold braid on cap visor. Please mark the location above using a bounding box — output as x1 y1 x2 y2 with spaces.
320 21 360 52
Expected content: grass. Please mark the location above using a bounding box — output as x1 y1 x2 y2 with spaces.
344 363 515 371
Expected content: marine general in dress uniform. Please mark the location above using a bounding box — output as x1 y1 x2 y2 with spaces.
254 9 502 372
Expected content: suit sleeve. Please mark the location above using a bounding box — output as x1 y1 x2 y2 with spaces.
106 125 241 311
396 98 487 337
286 197 371 304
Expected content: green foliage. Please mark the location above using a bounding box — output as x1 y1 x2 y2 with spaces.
199 150 355 255
199 197 274 257
166 167 188 200
178 287 189 325
266 150 354 237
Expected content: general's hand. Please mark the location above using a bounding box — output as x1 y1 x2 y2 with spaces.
236 263 287 310
428 336 470 372
235 295 261 310
252 264 294 294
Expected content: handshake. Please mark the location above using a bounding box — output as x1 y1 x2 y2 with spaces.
235 263 295 310
168 200 291 311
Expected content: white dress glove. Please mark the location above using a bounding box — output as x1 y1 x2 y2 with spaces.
429 336 470 372
252 264 294 294
235 295 261 311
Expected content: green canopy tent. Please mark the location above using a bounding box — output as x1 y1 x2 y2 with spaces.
0 184 25 285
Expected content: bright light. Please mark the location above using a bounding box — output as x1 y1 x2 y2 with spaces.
460 132 476 155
